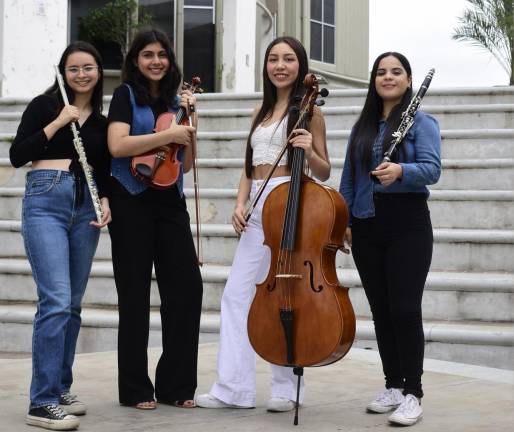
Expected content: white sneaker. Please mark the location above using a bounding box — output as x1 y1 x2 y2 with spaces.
388 394 423 426
366 388 404 413
195 393 253 409
266 397 295 412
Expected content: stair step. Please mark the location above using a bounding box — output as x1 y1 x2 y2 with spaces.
0 303 511 368
0 187 512 229
2 129 514 161
1 104 513 133
0 258 512 321
0 220 512 272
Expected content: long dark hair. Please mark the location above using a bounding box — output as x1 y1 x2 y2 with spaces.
349 51 413 172
45 41 104 118
244 36 309 178
122 28 181 107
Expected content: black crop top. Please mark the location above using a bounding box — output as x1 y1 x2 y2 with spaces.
9 94 110 198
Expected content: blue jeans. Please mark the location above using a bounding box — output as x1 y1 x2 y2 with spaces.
22 170 100 408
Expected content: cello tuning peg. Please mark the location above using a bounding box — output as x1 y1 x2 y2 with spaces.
315 100 325 106
292 95 302 103
289 106 300 114
318 88 329 97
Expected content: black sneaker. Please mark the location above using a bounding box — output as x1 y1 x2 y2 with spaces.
26 404 79 430
59 393 87 415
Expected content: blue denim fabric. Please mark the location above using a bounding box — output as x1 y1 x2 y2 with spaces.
339 111 441 223
110 84 184 196
22 170 100 407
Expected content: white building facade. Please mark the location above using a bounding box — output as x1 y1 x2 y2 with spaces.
0 0 369 97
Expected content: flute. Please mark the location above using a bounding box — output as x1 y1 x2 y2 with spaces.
54 65 104 223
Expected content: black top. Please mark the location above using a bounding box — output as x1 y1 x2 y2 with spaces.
10 94 110 198
108 85 170 126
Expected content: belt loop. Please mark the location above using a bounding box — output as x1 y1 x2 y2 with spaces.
56 170 61 183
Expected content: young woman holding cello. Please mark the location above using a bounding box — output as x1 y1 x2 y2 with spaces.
107 28 203 410
195 36 330 412
339 52 441 426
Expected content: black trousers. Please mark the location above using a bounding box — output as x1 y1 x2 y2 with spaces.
351 193 432 399
108 184 203 405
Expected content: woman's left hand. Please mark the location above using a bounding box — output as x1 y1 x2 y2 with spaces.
90 197 112 228
371 162 403 187
179 89 197 117
290 128 313 159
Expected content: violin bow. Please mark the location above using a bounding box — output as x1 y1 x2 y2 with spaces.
184 77 204 266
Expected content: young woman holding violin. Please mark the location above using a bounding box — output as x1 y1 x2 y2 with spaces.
339 52 441 426
107 29 203 410
10 41 111 430
195 36 330 413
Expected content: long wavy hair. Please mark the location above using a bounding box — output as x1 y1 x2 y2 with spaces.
244 36 309 178
122 28 182 107
349 51 413 172
45 41 104 118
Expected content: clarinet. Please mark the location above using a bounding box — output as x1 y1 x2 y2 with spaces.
371 68 435 182
54 65 104 223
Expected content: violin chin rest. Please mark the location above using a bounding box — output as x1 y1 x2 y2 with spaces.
136 163 152 179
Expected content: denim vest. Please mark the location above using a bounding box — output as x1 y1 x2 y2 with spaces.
111 84 183 196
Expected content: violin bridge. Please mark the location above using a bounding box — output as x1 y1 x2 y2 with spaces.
275 274 303 279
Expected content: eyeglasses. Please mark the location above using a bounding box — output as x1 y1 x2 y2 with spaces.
65 65 99 75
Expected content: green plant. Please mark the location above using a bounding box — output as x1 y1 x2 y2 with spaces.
453 0 513 85
79 0 153 56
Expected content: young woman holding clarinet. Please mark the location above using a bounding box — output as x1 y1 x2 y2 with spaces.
10 41 111 430
339 52 441 426
107 28 202 410
195 36 330 413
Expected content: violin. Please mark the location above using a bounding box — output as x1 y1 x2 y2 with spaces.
246 74 356 425
130 77 203 189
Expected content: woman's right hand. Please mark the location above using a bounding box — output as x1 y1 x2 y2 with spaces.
54 105 80 129
342 227 352 254
167 118 196 146
232 203 247 235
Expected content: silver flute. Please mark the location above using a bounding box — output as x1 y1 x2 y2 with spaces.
54 65 104 223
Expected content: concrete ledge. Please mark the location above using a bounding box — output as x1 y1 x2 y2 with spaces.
1 304 512 347
0 258 512 293
1 219 512 244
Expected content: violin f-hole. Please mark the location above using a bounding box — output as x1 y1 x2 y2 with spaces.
304 260 323 292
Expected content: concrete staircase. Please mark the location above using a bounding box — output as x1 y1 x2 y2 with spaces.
0 87 513 369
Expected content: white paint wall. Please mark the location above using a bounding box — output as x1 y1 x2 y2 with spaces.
0 0 67 97
221 0 256 92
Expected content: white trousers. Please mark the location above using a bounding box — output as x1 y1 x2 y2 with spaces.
210 176 305 407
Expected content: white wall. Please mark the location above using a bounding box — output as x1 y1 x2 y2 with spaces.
221 0 256 92
0 0 67 97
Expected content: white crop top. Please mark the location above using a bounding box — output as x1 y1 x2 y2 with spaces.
251 116 288 167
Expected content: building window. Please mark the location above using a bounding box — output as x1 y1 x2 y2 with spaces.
184 0 215 92
69 0 175 70
310 0 335 64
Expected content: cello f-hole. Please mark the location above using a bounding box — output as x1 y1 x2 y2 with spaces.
304 260 323 293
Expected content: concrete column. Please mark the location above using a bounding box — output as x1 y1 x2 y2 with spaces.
0 0 67 97
221 0 256 92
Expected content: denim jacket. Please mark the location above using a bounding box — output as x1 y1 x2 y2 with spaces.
339 111 441 224
111 84 183 196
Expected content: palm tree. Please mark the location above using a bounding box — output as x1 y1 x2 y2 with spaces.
453 0 513 85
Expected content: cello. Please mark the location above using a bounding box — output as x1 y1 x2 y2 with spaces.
247 74 356 424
